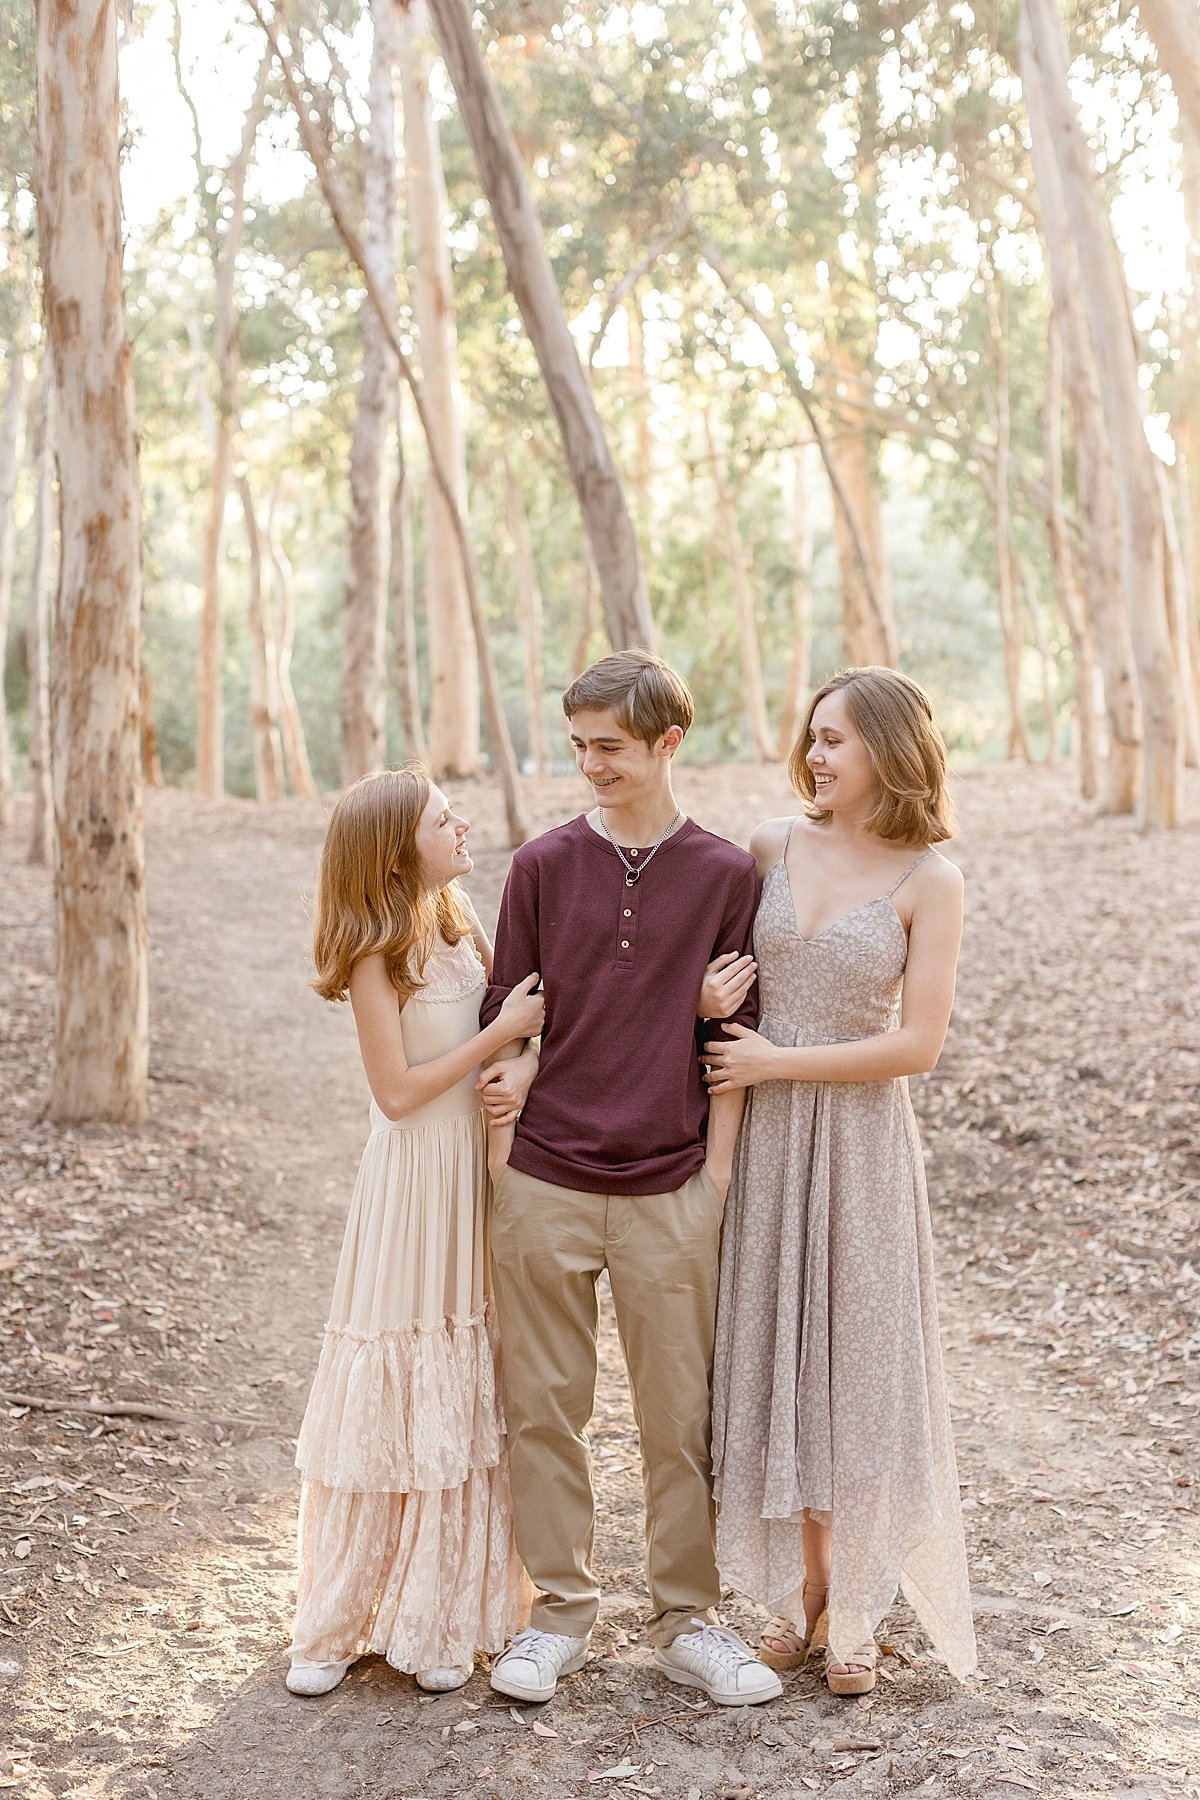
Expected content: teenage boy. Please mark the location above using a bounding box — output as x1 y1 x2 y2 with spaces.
479 650 781 1708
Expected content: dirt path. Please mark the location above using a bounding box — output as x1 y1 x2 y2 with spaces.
0 764 1197 1800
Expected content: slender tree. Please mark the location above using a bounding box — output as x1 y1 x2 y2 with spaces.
777 441 814 757
503 449 549 777
0 284 31 830
341 0 399 784
38 0 149 1121
1021 0 1182 827
25 367 55 864
399 0 479 775
424 0 656 652
702 409 776 760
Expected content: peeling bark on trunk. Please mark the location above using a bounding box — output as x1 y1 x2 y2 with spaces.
827 354 899 669
341 0 399 785
1022 0 1182 826
0 286 32 831
389 394 426 763
26 371 55 863
424 0 656 653
238 475 285 801
266 512 317 799
778 441 814 757
400 0 479 777
1043 319 1099 799
703 410 776 762
503 451 548 778
1021 18 1142 814
38 0 149 1122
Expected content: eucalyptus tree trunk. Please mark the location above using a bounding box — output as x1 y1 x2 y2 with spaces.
26 371 55 864
703 410 776 761
400 0 479 777
0 286 32 831
1011 548 1058 763
777 441 814 757
341 0 399 784
238 475 285 801
987 282 1033 762
627 290 653 542
827 352 898 669
390 394 426 763
1135 0 1200 141
424 0 656 653
1043 319 1099 799
1021 15 1141 813
38 0 148 1122
1021 0 1182 827
503 451 548 777
140 667 165 789
188 55 270 799
571 543 600 679
266 510 317 798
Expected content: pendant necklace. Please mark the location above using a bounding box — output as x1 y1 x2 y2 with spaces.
596 807 681 886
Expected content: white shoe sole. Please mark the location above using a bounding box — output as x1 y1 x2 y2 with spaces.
652 1653 783 1707
489 1647 588 1703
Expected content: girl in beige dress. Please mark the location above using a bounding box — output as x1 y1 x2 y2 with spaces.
706 668 977 1694
286 768 543 1697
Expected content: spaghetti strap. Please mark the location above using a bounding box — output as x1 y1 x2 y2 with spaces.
778 817 798 866
885 847 935 898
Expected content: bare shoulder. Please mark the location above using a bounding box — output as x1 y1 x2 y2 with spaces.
909 849 964 916
748 815 795 874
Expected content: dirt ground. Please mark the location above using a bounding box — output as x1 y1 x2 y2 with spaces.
0 761 1197 1800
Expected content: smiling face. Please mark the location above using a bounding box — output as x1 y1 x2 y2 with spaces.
567 706 682 812
805 689 881 819
414 785 472 890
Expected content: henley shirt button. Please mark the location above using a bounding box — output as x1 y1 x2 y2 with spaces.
621 939 630 949
623 908 631 917
629 849 639 857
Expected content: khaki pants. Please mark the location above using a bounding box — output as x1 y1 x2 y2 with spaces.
490 1164 724 1648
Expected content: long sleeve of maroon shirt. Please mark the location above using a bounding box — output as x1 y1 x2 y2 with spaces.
480 815 760 1196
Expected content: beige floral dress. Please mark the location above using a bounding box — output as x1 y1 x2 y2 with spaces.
711 826 977 1679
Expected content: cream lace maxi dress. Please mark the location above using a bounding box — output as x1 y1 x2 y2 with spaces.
712 828 977 1680
290 934 526 1673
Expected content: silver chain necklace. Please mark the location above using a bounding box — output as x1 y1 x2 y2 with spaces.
596 807 681 886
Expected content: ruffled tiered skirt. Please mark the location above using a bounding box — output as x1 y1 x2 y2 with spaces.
291 1107 527 1671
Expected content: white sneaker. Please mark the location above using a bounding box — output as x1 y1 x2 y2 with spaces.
653 1623 783 1706
489 1627 589 1702
285 1655 354 1696
416 1664 474 1692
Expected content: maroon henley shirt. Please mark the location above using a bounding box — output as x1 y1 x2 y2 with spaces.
480 815 760 1196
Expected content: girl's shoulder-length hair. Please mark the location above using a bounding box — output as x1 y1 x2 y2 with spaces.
310 765 473 1004
789 666 956 845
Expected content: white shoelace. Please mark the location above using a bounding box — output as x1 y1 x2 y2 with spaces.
685 1625 757 1671
505 1628 577 1670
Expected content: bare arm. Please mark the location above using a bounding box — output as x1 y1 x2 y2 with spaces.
349 953 543 1122
704 1087 745 1199
705 858 964 1091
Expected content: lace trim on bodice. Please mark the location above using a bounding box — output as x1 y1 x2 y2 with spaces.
413 934 486 1005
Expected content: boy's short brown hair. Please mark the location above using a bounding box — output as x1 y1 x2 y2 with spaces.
562 649 694 746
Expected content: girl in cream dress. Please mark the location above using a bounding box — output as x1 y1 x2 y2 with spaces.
286 768 542 1696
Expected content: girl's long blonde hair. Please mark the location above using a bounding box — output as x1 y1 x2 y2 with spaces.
311 766 472 1003
789 667 956 844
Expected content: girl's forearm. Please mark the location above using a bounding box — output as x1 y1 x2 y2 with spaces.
377 1016 511 1119
771 1028 943 1085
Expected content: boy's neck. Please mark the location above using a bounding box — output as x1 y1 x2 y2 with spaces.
590 784 684 848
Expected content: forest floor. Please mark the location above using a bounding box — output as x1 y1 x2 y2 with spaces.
0 761 1197 1800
